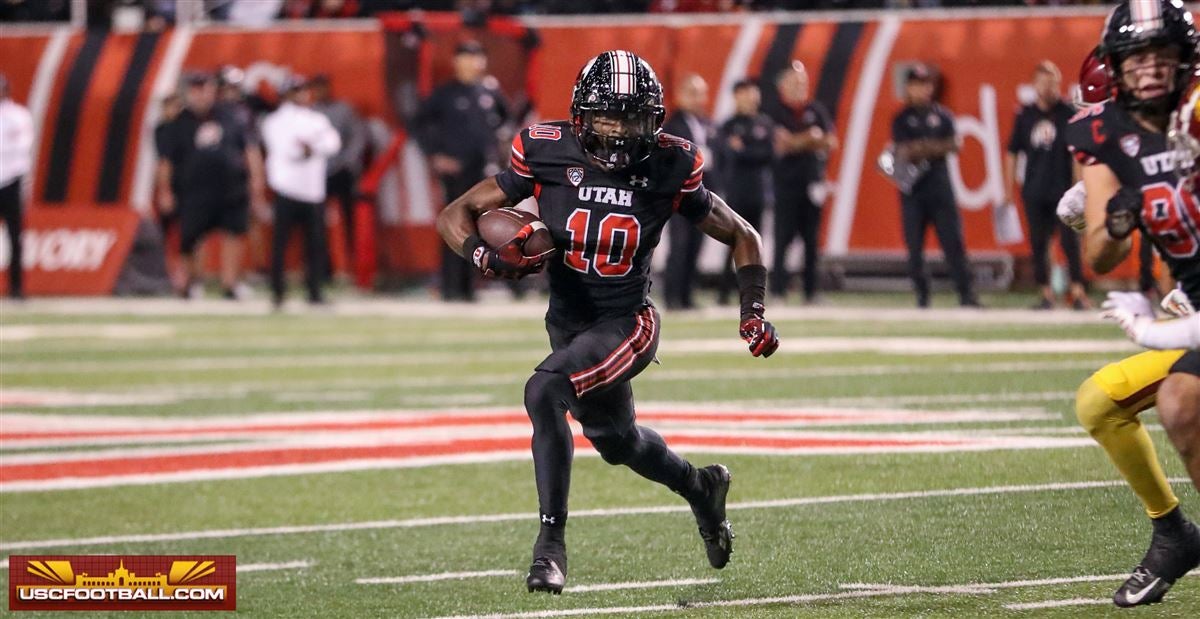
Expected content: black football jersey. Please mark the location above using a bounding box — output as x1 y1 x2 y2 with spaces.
1066 102 1200 306
495 121 713 328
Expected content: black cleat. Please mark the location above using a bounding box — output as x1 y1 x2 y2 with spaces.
1113 514 1200 607
525 557 565 594
687 464 734 569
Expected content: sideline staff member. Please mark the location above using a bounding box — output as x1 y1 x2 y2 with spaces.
415 40 509 302
891 63 980 308
261 76 342 308
156 71 267 300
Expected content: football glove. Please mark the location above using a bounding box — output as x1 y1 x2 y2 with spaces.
1161 285 1195 317
1104 186 1142 240
738 316 779 358
1056 181 1087 232
1101 291 1154 345
470 225 553 280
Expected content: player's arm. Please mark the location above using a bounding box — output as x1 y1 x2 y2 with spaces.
435 176 547 280
697 192 779 358
436 176 513 257
1102 291 1200 349
154 159 174 214
1081 162 1134 273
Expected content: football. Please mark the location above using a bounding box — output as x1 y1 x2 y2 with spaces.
477 208 555 256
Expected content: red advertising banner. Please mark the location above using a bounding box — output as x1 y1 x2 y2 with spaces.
8 555 236 612
0 207 140 296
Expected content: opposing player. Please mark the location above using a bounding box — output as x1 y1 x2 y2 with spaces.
1064 1 1200 607
436 50 780 594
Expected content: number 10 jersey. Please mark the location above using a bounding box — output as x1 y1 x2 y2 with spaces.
495 120 713 329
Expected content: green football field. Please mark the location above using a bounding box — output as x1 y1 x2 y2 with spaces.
1 292 1198 618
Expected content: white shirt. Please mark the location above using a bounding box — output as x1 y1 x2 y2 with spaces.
0 98 34 188
261 101 341 203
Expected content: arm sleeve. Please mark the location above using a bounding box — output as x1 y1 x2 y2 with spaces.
1006 110 1024 154
412 89 444 155
312 115 342 158
892 112 913 144
494 132 535 203
677 184 713 224
938 108 957 140
1138 315 1200 350
1064 113 1102 166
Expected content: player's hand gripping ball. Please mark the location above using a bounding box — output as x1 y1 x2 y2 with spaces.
473 208 556 280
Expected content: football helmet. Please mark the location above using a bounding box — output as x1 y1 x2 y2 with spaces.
1075 46 1114 109
569 50 665 170
1168 68 1200 179
1098 0 1198 114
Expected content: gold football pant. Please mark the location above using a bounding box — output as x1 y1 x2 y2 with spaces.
1077 350 1185 518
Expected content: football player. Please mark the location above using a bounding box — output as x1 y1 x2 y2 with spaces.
436 50 779 594
1101 70 1200 495
1064 0 1200 607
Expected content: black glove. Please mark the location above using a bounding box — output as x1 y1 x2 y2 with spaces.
1105 186 1143 240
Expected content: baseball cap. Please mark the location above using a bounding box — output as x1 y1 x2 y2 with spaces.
905 63 936 83
455 40 486 56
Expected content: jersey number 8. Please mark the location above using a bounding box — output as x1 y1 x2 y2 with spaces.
564 208 642 277
1141 180 1200 259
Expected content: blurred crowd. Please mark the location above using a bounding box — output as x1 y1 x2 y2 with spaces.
0 0 1116 24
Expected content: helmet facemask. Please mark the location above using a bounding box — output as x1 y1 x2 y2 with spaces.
1111 43 1189 116
574 107 663 171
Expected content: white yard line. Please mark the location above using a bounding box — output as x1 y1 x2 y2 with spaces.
425 571 1200 618
0 324 175 342
1003 598 1110 610
1 479 1186 551
0 297 1117 324
237 560 313 573
357 570 518 585
0 359 1098 410
565 578 720 593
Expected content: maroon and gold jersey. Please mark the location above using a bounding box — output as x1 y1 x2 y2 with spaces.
1066 101 1200 305
495 121 712 328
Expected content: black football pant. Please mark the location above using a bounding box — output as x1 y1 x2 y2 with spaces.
439 171 482 301
719 196 765 303
901 173 974 305
0 177 23 298
663 215 704 309
524 305 693 525
771 187 822 301
1024 194 1085 286
270 195 325 304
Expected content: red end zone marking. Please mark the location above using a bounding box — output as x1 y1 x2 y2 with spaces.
0 409 1010 442
0 434 970 483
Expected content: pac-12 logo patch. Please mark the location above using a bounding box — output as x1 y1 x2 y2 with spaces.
1121 133 1141 158
566 167 585 187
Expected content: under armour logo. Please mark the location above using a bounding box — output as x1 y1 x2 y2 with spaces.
541 515 556 525
629 176 649 188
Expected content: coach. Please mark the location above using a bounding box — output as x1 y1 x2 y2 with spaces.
891 63 979 308
765 61 836 304
1004 61 1088 310
415 40 509 302
261 76 341 308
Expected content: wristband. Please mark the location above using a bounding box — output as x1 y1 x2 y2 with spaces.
462 234 486 266
736 265 767 320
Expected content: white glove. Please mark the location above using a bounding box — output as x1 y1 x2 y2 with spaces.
1056 181 1087 232
1161 285 1195 317
1101 291 1154 345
